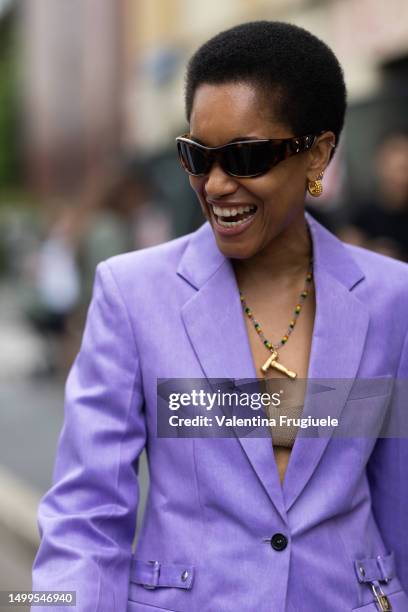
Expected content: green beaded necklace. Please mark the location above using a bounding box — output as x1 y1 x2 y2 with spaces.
239 259 313 379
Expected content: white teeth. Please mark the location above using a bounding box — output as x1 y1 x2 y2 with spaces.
211 204 256 216
210 203 257 229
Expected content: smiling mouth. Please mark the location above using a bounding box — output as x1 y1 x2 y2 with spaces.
210 203 258 227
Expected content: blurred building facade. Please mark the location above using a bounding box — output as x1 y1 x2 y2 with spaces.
20 0 123 198
16 0 408 208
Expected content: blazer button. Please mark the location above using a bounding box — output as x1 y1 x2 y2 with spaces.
270 533 288 551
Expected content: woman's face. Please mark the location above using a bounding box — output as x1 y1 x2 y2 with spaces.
188 81 318 260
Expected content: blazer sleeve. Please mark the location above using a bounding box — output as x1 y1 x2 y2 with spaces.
31 260 147 612
366 328 408 595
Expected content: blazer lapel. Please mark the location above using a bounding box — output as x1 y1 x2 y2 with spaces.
282 275 369 510
178 224 288 521
177 214 369 517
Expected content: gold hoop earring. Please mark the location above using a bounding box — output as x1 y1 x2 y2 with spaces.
307 171 324 197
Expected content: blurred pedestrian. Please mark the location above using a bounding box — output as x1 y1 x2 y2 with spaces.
21 157 172 377
339 131 408 260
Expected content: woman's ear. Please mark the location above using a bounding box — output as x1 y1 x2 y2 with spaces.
306 131 336 182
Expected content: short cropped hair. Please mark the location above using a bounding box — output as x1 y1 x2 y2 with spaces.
185 21 347 155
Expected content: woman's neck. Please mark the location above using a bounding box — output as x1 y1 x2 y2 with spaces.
232 214 313 290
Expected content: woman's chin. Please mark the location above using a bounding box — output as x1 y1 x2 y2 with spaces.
213 234 258 260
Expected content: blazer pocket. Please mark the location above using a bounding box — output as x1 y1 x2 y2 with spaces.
128 556 195 612
347 376 394 401
352 550 408 610
340 379 394 438
129 558 195 590
127 600 179 612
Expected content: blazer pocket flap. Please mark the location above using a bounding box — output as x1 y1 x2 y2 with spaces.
354 551 396 583
130 558 195 590
347 376 394 401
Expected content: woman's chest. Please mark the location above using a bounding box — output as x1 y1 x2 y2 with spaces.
241 292 316 483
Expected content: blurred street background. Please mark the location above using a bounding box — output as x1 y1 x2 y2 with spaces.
1 0 408 608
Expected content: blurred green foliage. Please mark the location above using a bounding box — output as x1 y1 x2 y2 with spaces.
0 7 20 196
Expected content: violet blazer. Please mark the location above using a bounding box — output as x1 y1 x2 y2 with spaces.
31 212 408 612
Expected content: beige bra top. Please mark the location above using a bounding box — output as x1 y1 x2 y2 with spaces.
262 378 306 448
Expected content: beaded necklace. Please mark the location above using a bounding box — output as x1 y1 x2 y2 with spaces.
239 260 313 379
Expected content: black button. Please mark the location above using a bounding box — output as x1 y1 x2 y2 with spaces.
270 533 288 551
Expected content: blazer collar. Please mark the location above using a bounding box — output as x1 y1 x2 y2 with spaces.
177 212 369 518
177 211 364 292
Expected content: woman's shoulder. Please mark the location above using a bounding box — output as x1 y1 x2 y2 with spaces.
100 228 196 285
342 241 408 312
343 241 408 282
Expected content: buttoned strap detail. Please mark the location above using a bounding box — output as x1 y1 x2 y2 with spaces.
354 551 396 583
130 558 195 589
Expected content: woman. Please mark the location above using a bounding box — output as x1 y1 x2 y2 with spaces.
32 21 408 612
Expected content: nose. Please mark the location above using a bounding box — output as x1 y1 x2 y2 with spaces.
203 161 238 200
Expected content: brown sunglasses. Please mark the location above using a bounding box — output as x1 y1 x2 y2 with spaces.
176 132 328 178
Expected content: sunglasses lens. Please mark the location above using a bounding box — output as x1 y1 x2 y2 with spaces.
177 139 289 177
222 141 283 177
177 141 210 175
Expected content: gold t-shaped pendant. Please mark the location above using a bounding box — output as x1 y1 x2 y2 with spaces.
261 350 297 379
